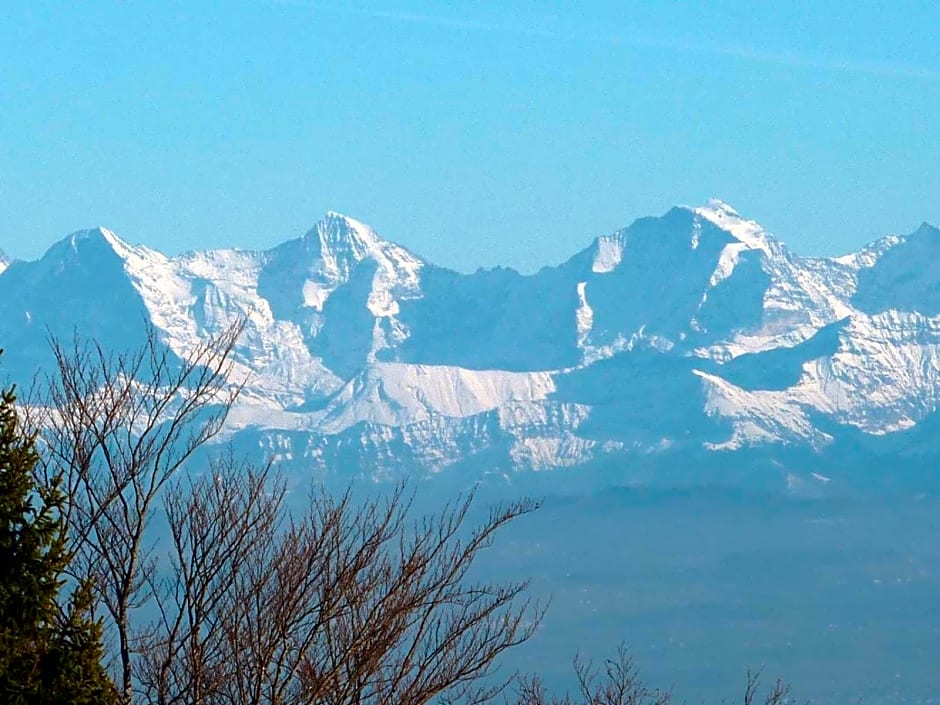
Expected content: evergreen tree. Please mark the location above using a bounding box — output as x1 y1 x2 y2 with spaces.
0 368 116 704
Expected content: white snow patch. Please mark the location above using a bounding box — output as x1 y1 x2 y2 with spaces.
575 281 593 348
693 199 775 256
592 234 625 273
318 363 557 433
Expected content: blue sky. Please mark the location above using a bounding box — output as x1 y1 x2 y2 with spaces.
1 1 938 272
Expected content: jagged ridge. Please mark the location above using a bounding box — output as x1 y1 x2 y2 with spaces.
2 201 939 483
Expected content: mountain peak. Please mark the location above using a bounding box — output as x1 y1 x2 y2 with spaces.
42 226 131 262
913 221 939 238
688 199 777 255
689 198 745 224
703 197 741 215
50 226 129 254
320 211 377 236
305 211 384 257
324 209 357 222
6 203 940 478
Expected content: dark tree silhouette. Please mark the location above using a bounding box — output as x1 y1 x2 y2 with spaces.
24 324 244 704
0 357 116 704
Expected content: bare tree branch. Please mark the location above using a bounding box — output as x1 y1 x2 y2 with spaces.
512 647 793 705
23 321 245 704
135 461 542 705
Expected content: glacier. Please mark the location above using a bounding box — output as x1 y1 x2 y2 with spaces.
3 199 940 488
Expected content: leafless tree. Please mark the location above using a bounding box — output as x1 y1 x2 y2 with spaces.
513 648 792 705
18 322 795 705
23 322 244 704
741 669 791 705
514 646 671 705
135 456 543 705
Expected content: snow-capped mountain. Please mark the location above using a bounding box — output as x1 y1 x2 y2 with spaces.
3 201 940 486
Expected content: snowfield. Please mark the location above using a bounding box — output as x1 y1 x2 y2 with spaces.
2 200 939 480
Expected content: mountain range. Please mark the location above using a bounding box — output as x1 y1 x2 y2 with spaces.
3 200 939 489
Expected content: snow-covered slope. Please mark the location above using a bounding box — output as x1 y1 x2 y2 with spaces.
3 202 940 484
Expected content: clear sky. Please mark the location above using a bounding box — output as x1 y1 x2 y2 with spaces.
1 1 938 272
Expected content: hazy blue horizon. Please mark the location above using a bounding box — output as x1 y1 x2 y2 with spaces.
2 1 938 272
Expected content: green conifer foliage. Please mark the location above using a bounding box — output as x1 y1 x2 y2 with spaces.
0 366 116 704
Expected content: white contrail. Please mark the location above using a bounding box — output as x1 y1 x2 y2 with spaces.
266 0 940 83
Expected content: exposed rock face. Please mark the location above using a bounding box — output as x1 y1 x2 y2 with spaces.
3 201 939 484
